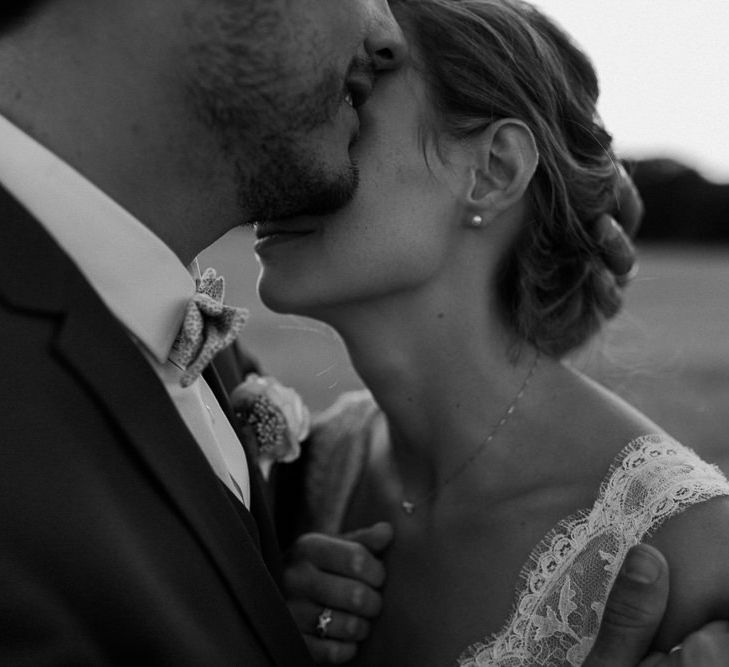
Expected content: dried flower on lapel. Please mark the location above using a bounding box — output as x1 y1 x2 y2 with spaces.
231 373 310 477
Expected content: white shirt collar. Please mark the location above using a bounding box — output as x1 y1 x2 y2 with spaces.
0 113 195 364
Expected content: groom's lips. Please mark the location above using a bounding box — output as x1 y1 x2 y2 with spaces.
253 223 315 254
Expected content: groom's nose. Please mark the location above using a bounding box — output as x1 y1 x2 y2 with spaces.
365 0 407 72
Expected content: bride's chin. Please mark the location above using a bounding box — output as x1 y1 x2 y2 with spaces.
256 284 292 315
258 285 343 326
257 277 312 316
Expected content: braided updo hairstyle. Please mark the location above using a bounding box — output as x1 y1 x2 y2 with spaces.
395 0 623 357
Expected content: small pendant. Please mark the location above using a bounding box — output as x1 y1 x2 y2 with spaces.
401 500 415 515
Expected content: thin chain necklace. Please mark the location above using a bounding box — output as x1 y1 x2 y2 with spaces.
400 351 540 515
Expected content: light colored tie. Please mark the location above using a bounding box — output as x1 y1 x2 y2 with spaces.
168 267 248 387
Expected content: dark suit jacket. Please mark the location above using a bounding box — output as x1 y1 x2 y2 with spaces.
0 186 312 666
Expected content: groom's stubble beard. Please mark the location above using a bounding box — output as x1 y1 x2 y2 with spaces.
239 149 360 223
187 2 360 226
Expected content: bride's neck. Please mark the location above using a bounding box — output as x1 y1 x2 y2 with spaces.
324 293 533 478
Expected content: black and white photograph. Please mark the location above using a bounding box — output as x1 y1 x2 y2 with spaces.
2 1 728 665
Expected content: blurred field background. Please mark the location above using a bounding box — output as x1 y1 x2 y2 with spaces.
201 232 729 473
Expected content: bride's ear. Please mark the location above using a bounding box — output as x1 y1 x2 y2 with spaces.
464 119 539 221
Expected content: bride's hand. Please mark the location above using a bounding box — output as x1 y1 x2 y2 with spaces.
283 522 393 665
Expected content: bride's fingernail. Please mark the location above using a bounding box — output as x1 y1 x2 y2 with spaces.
622 545 661 585
352 552 365 575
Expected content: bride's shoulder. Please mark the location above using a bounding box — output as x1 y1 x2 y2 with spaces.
557 364 663 438
530 364 667 489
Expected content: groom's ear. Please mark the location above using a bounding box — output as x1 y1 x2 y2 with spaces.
463 119 539 221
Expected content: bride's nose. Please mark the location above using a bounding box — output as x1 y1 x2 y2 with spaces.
365 0 408 72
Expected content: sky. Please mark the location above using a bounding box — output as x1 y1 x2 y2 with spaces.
535 1 729 181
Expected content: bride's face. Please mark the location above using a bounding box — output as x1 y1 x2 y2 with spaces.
255 57 465 318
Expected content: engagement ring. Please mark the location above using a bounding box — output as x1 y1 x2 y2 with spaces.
316 607 333 638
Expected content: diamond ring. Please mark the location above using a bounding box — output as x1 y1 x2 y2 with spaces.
316 607 333 638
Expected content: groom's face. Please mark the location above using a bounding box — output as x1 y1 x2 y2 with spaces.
185 0 406 223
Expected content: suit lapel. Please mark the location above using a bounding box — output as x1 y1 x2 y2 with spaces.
0 188 310 666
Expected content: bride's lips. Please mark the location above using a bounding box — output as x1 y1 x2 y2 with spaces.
253 223 315 255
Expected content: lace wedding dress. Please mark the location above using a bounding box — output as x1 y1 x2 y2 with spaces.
303 391 729 666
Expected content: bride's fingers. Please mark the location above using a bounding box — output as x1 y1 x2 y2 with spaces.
342 521 394 556
288 531 387 588
302 634 358 666
595 213 636 278
288 599 371 642
289 600 369 666
284 561 383 618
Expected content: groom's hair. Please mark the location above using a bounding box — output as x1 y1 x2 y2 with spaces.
0 1 48 33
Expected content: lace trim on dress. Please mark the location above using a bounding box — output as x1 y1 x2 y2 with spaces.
458 434 729 667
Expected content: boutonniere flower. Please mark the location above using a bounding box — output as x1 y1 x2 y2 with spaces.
231 373 311 479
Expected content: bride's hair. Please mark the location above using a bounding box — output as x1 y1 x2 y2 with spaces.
395 0 623 357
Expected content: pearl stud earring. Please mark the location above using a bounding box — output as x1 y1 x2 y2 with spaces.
470 215 484 227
